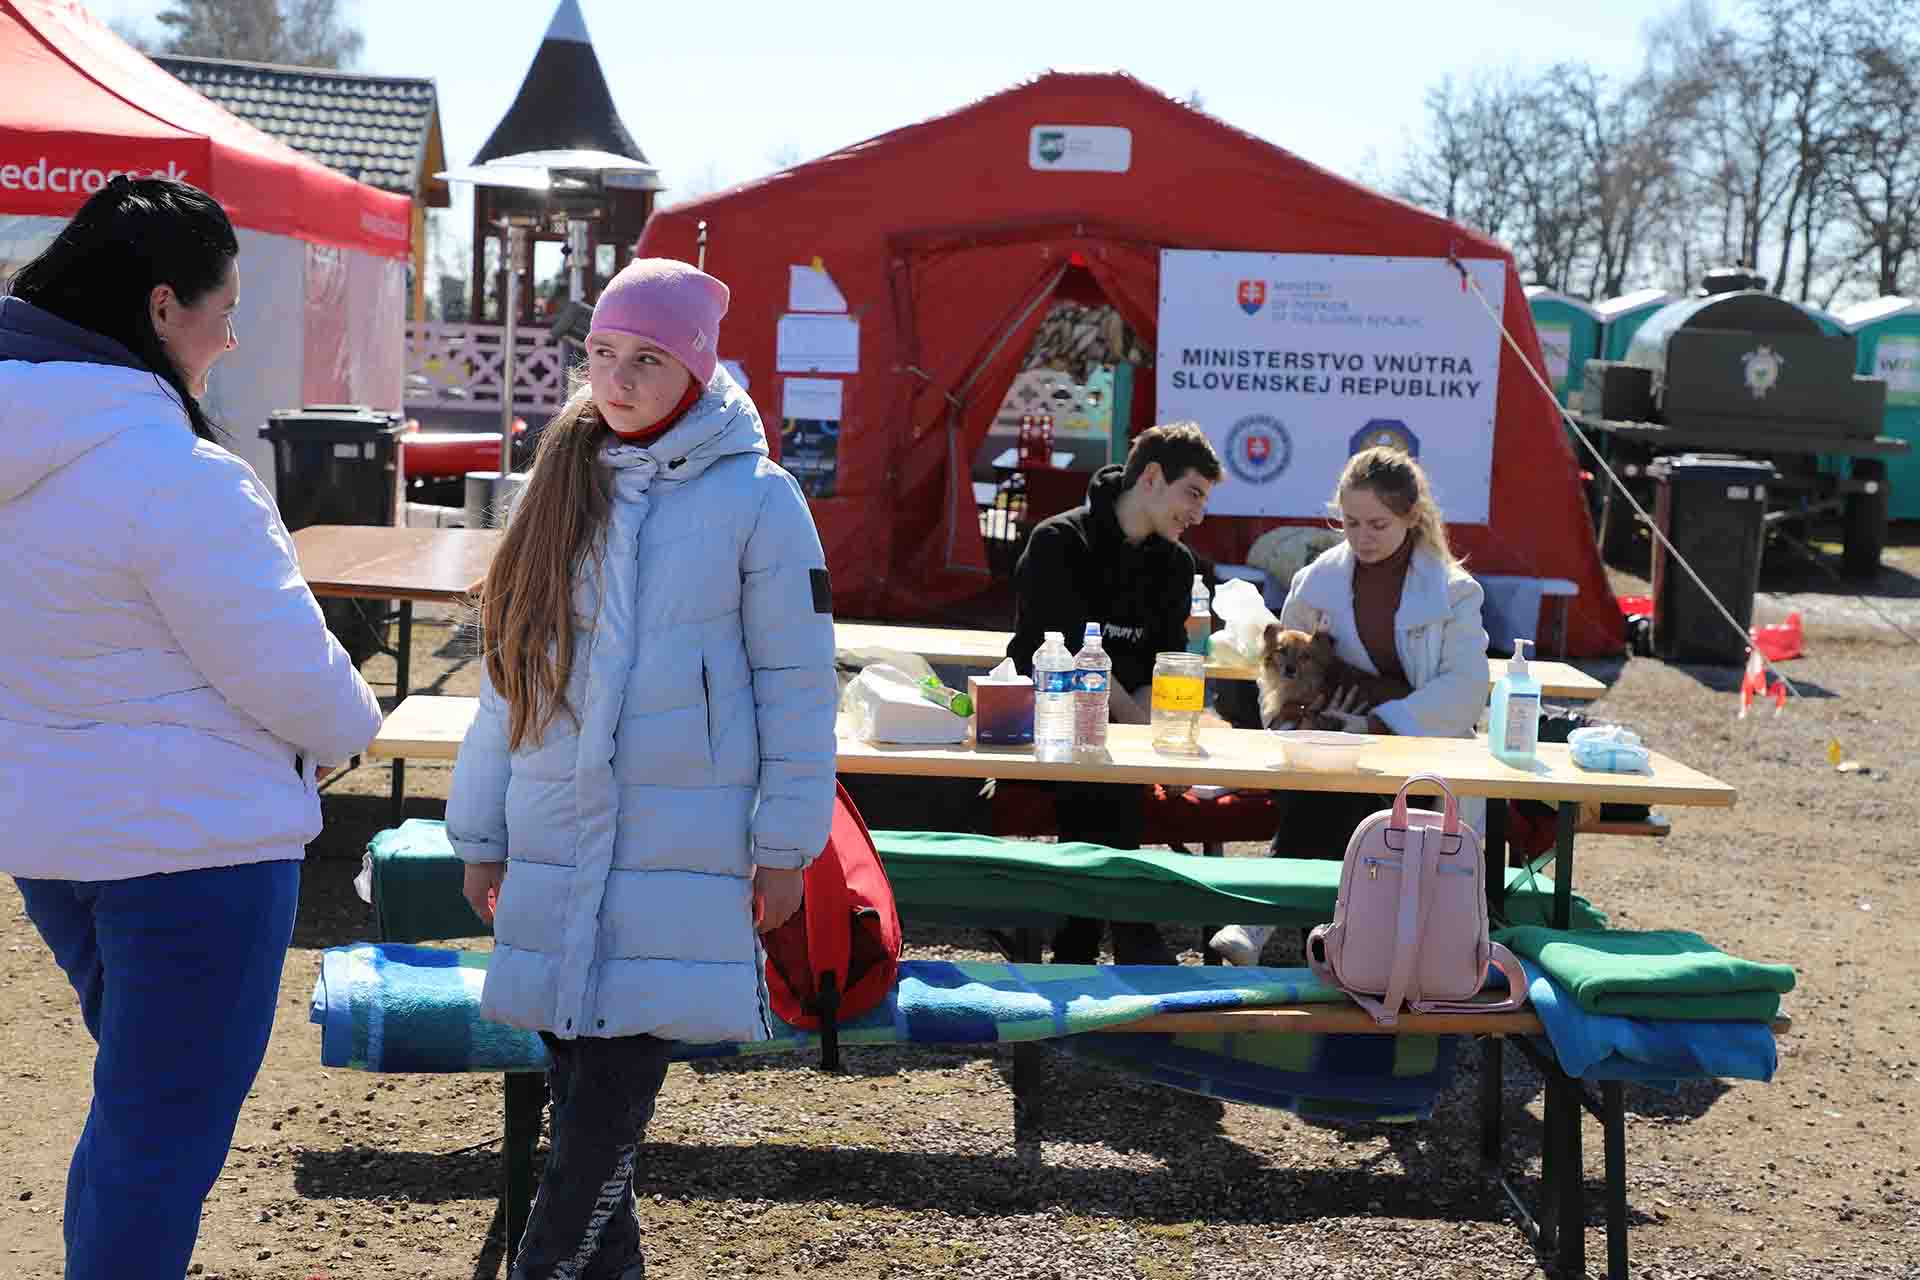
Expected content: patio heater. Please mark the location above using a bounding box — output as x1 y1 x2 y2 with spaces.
436 149 664 521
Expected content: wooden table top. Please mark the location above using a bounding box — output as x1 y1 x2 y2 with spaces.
371 695 1732 809
834 620 1607 698
293 525 503 603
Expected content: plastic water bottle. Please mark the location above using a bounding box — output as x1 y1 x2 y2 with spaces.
1186 574 1212 656
1073 622 1112 754
1033 631 1076 762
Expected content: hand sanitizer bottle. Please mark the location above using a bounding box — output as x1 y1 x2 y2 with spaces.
1489 637 1542 767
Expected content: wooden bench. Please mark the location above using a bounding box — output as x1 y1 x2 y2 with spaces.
359 829 1782 1280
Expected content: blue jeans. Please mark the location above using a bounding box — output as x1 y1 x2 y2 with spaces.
15 859 300 1280
510 1033 673 1280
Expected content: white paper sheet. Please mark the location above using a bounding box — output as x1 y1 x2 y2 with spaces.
787 264 847 312
776 313 860 374
782 377 843 422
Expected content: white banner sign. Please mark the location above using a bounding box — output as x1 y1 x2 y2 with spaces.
1028 125 1132 172
1875 333 1920 407
1156 250 1506 524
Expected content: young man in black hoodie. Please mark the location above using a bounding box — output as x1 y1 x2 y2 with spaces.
1007 422 1222 964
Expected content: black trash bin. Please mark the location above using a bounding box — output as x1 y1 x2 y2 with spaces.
1649 454 1774 665
261 404 407 530
261 405 409 666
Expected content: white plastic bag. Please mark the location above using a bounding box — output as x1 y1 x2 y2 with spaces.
1210 577 1278 666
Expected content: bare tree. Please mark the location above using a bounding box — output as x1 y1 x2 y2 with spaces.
152 0 364 69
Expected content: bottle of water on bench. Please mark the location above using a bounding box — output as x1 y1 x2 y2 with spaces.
1033 631 1076 763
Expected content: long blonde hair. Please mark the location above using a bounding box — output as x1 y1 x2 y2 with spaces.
480 386 612 749
1334 446 1463 572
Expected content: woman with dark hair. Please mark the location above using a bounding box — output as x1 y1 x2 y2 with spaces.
0 177 382 1279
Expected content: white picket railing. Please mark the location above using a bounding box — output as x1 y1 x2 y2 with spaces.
405 322 573 413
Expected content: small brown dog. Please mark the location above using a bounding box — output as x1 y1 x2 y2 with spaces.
1256 624 1413 730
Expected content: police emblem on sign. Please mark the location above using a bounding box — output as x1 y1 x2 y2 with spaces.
1349 419 1420 458
1741 345 1785 399
1225 414 1292 485
1237 280 1267 316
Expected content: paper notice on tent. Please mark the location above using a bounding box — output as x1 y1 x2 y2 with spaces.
1157 250 1505 524
777 313 859 373
782 376 843 422
788 264 847 312
1874 335 1920 407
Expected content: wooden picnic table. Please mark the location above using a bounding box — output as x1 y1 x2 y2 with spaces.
293 525 503 815
366 691 1734 1280
833 620 1607 698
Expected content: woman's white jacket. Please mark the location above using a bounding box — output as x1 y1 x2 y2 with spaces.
1280 540 1490 827
0 354 383 881
445 371 838 1046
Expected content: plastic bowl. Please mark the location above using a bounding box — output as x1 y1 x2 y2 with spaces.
1270 730 1376 771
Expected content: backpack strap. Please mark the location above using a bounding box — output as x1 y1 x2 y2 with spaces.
1411 941 1532 1015
1347 820 1429 1027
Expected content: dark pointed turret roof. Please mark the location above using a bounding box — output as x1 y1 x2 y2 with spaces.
474 0 645 165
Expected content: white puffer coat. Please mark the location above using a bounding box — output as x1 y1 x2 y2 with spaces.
0 300 383 882
445 370 838 1045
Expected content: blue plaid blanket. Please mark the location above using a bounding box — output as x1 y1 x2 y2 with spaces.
311 944 1457 1121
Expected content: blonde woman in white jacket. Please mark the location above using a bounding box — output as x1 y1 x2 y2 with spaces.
0 179 382 1280
1212 447 1488 966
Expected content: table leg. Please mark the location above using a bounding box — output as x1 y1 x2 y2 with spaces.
1484 798 1509 923
1010 927 1044 1140
1553 802 1578 930
502 1071 545 1263
389 600 413 825
1603 1080 1629 1280
1478 1035 1504 1170
1550 1066 1587 1277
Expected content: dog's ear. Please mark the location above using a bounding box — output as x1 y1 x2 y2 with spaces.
1261 621 1282 655
1309 630 1334 662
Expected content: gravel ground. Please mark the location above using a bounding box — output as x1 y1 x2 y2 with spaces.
1 537 1916 1280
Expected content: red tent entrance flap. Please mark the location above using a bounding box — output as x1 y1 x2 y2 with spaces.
887 232 1169 614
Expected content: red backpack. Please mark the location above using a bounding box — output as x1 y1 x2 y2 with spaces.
761 782 902 1069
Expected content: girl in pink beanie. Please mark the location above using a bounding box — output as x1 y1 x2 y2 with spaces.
451 258 838 1280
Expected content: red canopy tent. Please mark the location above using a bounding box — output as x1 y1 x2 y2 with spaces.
2 0 414 491
1 0 410 256
639 70 1623 657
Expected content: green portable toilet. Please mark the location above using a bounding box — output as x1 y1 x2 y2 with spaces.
1597 288 1674 361
1804 304 1846 337
1839 296 1920 520
1524 286 1601 406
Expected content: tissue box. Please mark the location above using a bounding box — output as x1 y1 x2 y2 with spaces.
968 675 1034 746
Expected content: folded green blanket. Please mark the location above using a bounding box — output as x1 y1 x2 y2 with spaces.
1493 927 1795 1022
874 830 1608 931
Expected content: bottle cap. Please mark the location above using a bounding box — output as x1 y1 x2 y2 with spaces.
1509 637 1532 678
1084 621 1101 641
1043 630 1063 644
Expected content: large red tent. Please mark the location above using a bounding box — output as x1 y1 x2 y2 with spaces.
640 70 1622 657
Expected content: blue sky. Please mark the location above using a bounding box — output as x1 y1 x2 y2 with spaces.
95 0 1689 205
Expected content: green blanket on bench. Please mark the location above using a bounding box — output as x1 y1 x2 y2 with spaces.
362 821 1606 944
870 831 1609 931
1493 927 1796 1022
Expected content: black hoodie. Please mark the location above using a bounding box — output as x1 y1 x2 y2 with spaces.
1007 464 1197 695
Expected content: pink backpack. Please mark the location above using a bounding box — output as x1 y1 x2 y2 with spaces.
1307 774 1529 1025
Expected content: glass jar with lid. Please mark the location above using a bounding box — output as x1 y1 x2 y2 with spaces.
1150 651 1206 755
